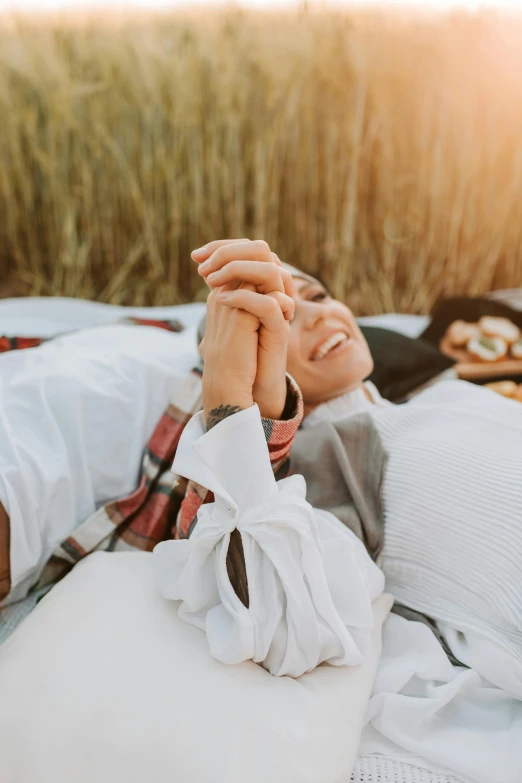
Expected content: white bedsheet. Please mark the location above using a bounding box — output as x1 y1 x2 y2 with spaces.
0 296 207 337
360 613 522 783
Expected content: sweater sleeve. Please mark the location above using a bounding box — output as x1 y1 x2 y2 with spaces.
260 374 303 476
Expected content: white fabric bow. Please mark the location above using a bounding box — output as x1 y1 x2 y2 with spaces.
153 406 383 677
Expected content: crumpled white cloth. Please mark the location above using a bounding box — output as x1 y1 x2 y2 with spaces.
154 404 384 677
359 613 522 783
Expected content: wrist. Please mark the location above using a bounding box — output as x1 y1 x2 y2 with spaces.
203 389 254 428
253 379 287 420
256 399 286 420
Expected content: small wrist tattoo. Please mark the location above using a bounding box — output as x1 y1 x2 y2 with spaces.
207 404 244 430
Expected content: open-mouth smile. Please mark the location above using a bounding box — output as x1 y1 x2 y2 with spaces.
311 331 352 361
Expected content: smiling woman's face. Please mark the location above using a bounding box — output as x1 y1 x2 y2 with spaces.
286 278 374 412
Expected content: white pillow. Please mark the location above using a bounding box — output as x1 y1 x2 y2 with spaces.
0 552 392 783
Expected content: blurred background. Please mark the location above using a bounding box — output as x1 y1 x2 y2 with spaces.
1 0 522 313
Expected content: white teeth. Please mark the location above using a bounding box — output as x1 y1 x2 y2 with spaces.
313 331 348 360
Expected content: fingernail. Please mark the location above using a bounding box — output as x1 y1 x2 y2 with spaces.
207 271 219 281
192 245 208 257
198 260 212 273
218 291 230 300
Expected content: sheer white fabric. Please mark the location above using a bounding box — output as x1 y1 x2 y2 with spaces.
360 611 522 783
154 404 384 677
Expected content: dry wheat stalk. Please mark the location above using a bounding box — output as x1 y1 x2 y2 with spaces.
1 8 522 313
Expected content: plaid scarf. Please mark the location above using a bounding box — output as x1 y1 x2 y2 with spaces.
0 317 303 641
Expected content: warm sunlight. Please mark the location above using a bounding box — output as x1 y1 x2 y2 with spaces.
2 0 522 12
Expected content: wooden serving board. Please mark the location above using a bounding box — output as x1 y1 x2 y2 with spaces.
454 359 522 381
439 336 522 381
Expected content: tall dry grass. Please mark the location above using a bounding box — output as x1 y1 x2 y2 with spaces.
1 7 522 313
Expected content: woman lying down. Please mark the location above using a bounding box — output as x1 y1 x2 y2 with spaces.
155 239 522 688
1 240 521 687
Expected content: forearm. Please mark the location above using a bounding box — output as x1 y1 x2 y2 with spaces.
205 373 302 468
203 360 255 430
206 403 251 431
202 342 255 429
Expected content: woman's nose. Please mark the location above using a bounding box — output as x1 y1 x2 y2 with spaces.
301 301 328 331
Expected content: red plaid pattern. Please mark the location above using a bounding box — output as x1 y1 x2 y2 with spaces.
0 318 303 596
0 336 45 353
119 316 185 333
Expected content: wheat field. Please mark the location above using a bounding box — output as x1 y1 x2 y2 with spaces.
1 7 522 313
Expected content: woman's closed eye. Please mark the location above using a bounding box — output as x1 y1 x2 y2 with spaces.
293 277 331 304
309 288 328 303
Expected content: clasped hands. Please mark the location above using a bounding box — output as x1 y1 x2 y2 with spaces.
192 239 294 426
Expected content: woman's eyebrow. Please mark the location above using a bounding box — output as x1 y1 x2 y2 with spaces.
294 280 317 295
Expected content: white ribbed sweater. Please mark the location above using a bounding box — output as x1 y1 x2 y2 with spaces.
303 379 522 692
